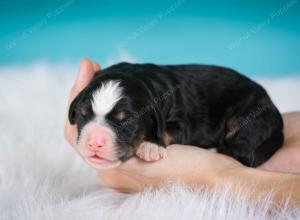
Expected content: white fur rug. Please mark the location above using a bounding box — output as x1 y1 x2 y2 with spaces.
0 63 299 220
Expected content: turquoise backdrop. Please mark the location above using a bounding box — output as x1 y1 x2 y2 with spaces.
1 0 300 77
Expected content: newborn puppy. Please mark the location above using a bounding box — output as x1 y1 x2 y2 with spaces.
69 62 283 169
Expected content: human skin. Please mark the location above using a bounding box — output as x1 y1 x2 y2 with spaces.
64 58 300 205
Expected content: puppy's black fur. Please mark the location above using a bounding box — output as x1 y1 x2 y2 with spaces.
69 62 284 167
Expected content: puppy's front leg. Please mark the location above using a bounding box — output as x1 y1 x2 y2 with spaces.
136 142 167 162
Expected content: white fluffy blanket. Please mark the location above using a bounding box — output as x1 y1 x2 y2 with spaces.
0 63 299 220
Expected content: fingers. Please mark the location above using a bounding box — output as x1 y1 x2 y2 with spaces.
74 58 99 92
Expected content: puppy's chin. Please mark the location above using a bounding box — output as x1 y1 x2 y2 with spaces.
86 159 122 169
75 145 122 170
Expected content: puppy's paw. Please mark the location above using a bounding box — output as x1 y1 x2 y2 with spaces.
136 142 166 162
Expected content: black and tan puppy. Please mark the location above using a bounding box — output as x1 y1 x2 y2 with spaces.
69 62 283 169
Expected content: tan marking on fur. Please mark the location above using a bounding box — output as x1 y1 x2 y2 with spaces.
116 111 126 121
133 134 145 150
80 106 88 116
162 131 173 146
123 134 145 159
226 117 237 139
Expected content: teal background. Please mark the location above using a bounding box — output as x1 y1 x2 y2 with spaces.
1 0 300 77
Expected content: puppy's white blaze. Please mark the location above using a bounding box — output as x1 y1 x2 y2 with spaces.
92 80 123 116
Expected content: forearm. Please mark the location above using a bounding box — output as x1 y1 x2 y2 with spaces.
217 167 300 206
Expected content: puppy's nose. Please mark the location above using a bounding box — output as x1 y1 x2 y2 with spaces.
87 138 105 151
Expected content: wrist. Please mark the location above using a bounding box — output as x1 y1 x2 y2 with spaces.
187 157 245 188
216 166 299 205
213 165 249 188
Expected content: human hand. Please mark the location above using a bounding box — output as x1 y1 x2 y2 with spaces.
97 144 242 192
98 111 300 192
258 112 300 173
64 58 100 147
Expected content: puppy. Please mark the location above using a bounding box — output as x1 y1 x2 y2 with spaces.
69 62 283 169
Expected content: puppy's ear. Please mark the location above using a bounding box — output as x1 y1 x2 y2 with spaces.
68 95 80 125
